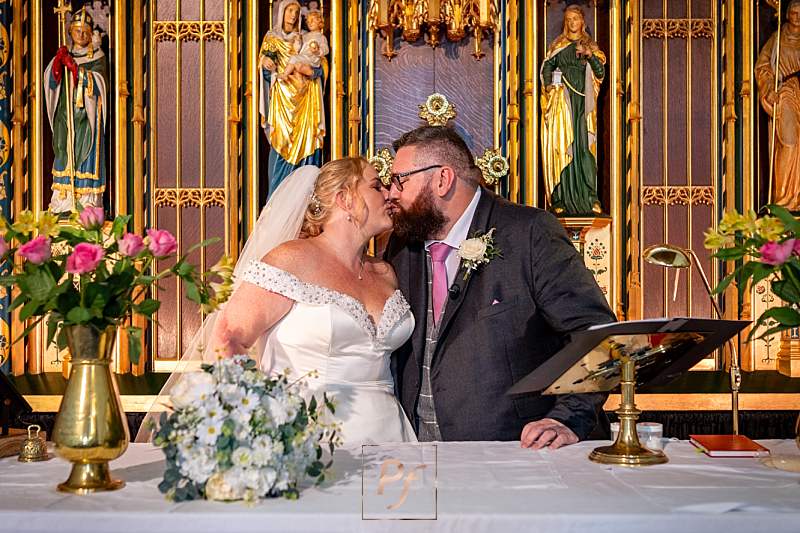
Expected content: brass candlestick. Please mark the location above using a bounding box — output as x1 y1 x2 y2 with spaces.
589 353 668 466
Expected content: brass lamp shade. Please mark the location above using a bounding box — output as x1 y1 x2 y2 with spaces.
642 244 691 269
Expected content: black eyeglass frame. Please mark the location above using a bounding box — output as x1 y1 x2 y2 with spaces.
387 164 444 191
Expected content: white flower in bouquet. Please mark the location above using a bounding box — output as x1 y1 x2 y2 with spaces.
219 383 245 406
196 418 224 446
170 372 215 410
265 395 291 426
240 391 261 413
232 446 254 468
179 444 216 484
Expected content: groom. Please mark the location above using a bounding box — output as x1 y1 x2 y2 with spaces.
385 126 616 449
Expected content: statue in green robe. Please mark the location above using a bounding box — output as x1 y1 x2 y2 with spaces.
541 5 605 216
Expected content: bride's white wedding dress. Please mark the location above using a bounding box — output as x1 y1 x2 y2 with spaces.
242 260 418 446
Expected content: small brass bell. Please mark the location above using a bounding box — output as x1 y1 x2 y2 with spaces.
18 425 50 462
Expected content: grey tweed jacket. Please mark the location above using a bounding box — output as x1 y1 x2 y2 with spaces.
386 188 616 441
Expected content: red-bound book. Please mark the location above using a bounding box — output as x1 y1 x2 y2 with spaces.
689 434 771 458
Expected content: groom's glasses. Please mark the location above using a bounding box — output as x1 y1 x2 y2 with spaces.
387 165 443 192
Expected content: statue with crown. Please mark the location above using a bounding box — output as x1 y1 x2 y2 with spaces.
44 3 108 214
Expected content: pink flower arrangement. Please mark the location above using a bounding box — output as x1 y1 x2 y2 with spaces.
66 243 105 274
0 210 232 365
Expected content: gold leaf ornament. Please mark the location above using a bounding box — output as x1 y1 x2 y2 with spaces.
475 149 509 185
418 93 457 126
370 148 395 187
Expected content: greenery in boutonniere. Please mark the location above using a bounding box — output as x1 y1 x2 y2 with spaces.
457 228 502 281
704 204 800 339
0 207 234 363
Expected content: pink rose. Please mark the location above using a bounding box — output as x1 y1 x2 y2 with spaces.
117 233 145 257
66 243 104 274
759 239 796 266
0 238 7 257
79 206 105 229
18 236 51 264
147 229 178 258
795 239 800 257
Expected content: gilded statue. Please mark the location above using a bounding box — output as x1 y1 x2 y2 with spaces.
259 0 327 198
755 0 800 212
44 5 108 214
540 6 605 216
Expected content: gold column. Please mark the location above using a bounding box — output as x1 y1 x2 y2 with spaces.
722 0 738 369
330 0 344 158
246 0 259 233
610 0 623 318
626 0 643 320
113 0 130 375
29 0 43 375
10 0 25 376
114 0 128 219
493 3 502 173
147 0 157 368
132 0 145 237
226 0 239 260
740 0 756 370
523 0 536 207
346 1 360 156
367 6 375 157
506 0 520 203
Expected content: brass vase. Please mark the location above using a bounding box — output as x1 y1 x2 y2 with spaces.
52 325 129 493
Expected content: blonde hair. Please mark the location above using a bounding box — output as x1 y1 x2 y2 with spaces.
300 157 370 238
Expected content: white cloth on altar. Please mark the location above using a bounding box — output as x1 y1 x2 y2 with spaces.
2 440 800 532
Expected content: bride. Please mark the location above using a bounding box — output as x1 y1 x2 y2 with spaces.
137 158 416 446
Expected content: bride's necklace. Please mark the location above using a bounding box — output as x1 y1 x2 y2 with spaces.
318 237 366 281
357 254 365 280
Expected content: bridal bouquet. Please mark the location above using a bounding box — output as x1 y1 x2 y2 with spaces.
153 355 339 502
704 204 800 339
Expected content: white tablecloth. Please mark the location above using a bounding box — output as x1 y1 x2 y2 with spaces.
1 440 799 533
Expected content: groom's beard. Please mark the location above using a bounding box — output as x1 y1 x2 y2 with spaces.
391 184 448 242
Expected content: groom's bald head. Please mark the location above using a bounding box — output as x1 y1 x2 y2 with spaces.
392 126 481 188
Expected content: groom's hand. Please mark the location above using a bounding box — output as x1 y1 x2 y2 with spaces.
520 418 578 450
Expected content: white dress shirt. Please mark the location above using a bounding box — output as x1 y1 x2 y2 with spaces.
424 188 482 287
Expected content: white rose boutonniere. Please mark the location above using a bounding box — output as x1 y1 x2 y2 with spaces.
457 228 501 281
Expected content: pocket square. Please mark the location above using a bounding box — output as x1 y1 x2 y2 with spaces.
491 299 501 305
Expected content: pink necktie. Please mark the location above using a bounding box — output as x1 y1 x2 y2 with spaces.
429 242 453 326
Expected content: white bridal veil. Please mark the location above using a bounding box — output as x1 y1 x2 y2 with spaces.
135 165 321 442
